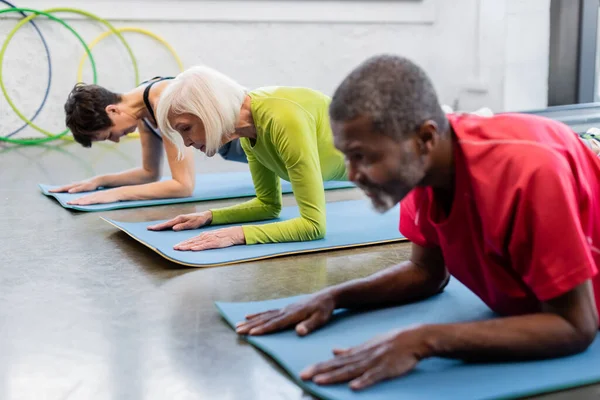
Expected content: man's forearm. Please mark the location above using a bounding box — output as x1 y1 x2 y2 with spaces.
420 313 597 362
328 261 449 310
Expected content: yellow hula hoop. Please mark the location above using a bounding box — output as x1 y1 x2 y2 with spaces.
77 26 185 82
77 27 185 139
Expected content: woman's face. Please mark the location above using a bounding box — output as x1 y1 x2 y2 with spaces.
169 113 208 153
94 104 138 143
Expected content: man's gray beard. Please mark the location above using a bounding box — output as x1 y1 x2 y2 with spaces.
369 192 396 214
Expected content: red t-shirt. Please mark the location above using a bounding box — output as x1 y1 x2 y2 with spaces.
400 113 600 322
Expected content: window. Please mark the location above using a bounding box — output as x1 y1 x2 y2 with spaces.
548 0 600 105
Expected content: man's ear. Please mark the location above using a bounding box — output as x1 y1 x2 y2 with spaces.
415 119 439 155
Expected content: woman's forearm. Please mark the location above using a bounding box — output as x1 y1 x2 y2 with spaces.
115 178 194 201
210 198 282 225
96 167 160 188
241 215 325 245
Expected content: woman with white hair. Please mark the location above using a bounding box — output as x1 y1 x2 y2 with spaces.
147 65 348 251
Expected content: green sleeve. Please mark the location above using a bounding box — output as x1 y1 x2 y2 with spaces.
242 104 327 245
209 149 282 225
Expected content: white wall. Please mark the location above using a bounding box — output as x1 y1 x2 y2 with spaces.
0 0 550 139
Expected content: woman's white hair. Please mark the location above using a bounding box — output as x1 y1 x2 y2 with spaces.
156 65 247 158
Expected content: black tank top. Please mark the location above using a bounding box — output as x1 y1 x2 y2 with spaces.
139 76 174 139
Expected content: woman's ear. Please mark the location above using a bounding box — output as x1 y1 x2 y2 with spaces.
105 104 119 115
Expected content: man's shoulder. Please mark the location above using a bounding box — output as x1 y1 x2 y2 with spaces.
450 112 574 144
451 113 578 179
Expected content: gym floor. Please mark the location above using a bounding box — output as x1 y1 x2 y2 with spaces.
1 139 598 399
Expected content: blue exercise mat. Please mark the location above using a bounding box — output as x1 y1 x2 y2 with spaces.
216 278 600 400
103 199 405 267
39 171 355 212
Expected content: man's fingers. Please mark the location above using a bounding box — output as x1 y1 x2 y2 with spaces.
335 332 394 357
296 311 328 336
301 353 369 382
244 309 280 321
350 356 417 390
236 310 281 334
313 363 370 386
247 310 307 336
332 347 351 356
349 365 388 391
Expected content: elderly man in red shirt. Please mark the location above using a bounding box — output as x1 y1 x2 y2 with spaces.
235 54 600 391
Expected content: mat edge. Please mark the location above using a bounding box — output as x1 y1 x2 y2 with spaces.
103 216 406 267
214 301 338 400
39 176 355 212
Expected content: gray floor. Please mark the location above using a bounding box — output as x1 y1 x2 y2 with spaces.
1 139 599 400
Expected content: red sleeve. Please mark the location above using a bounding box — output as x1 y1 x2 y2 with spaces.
509 155 597 301
399 188 438 247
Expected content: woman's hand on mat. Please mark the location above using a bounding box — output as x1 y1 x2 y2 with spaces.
172 226 245 251
147 211 213 231
66 189 121 205
49 178 100 193
300 326 430 391
235 292 336 336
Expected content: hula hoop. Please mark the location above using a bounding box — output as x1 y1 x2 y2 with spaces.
77 27 185 138
77 26 185 82
1 7 140 142
0 1 52 138
43 9 142 141
44 8 140 86
0 141 95 176
0 8 98 145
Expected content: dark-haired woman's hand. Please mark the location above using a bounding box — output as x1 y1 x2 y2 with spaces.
49 178 100 194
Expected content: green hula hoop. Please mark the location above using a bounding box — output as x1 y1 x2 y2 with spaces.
0 7 98 145
43 8 140 86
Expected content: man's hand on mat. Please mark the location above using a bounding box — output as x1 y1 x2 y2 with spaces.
66 190 120 205
300 326 428 391
147 211 213 231
49 178 99 193
235 292 336 336
172 226 245 251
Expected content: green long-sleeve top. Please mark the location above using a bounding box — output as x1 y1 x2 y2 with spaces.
209 86 348 244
